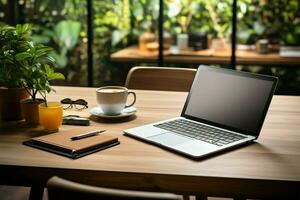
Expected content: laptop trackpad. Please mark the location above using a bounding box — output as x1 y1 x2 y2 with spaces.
148 132 191 146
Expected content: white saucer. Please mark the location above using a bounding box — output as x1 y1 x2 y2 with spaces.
89 106 137 118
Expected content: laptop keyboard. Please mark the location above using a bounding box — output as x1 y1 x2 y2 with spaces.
154 119 246 146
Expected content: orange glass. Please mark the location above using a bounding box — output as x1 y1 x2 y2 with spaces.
39 102 63 131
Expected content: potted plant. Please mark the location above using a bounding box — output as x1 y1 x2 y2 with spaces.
0 24 31 121
20 57 65 125
0 24 64 123
18 30 65 124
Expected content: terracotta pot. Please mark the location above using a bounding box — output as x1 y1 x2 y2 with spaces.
0 87 29 121
21 98 45 125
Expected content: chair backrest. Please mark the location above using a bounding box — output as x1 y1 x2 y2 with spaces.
47 176 181 200
125 66 196 92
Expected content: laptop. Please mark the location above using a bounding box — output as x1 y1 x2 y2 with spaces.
124 66 278 158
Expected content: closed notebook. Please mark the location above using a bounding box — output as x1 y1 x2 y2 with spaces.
23 130 120 159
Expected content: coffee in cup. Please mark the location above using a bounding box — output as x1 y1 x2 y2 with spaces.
96 86 136 115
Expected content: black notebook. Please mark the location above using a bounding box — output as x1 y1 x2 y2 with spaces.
23 129 120 159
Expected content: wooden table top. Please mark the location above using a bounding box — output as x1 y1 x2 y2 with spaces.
0 86 299 199
110 46 300 66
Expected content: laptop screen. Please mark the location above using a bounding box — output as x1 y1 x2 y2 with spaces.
182 66 277 136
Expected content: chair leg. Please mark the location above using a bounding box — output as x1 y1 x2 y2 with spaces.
195 194 208 200
28 186 44 200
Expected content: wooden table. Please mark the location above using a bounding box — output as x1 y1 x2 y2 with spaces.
0 86 300 199
110 46 300 66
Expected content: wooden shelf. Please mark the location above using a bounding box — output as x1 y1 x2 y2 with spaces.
110 46 300 66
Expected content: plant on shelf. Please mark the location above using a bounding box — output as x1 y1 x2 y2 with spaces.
0 23 65 123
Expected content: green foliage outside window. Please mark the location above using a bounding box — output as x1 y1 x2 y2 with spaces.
0 0 299 94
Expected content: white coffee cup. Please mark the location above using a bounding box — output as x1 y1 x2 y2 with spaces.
96 86 136 115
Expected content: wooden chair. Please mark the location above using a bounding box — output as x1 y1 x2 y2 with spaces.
125 66 197 92
47 176 181 200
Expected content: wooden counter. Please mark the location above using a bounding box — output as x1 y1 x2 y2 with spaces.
110 46 300 66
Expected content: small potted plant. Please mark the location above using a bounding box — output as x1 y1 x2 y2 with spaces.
0 24 31 120
18 31 65 124
21 62 65 125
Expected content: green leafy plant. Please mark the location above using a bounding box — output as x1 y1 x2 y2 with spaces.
0 24 65 103
18 43 65 102
0 24 31 88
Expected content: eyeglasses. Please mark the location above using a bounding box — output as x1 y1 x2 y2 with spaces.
60 98 88 110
